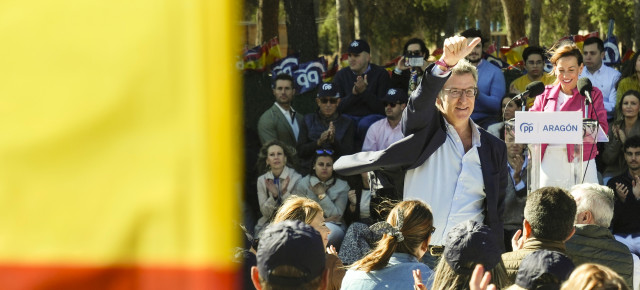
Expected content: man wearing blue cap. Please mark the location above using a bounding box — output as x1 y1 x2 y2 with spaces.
298 82 356 174
251 220 328 290
362 88 407 152
333 39 390 149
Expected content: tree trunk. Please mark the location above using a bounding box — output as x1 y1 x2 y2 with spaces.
445 0 459 37
283 0 318 62
635 0 640 51
256 0 279 45
479 0 491 44
352 0 366 40
529 0 542 46
500 0 526 44
567 0 580 35
336 0 351 53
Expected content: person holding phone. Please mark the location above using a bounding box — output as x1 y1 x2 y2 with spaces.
391 38 430 96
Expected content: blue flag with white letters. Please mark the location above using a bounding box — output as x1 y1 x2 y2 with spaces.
293 58 327 94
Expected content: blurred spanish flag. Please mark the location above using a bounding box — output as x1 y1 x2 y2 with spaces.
0 1 241 289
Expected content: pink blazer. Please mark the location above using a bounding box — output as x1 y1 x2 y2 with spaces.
529 83 609 162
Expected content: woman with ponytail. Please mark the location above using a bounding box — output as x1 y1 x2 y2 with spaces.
340 200 435 289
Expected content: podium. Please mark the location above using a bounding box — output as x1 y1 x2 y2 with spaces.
505 111 608 193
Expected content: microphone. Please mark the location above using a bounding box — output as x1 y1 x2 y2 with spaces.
578 77 593 105
514 81 545 102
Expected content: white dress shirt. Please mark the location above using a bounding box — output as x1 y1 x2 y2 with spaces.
275 102 300 140
580 64 621 120
403 118 486 246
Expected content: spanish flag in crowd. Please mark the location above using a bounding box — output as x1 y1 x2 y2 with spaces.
500 37 529 67
0 1 241 289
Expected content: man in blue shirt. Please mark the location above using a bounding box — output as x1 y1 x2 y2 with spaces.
461 29 506 129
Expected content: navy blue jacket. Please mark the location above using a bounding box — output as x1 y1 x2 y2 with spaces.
335 64 508 250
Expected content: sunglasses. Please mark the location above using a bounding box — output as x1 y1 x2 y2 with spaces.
319 98 338 104
316 149 334 155
383 102 399 108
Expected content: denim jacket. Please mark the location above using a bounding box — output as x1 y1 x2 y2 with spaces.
340 252 434 289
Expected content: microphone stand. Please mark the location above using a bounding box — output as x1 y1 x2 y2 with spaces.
584 97 590 119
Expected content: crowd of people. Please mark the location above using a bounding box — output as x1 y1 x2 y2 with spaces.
240 29 640 289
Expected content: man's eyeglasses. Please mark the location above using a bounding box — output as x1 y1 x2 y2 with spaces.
406 50 422 55
443 87 478 98
316 149 334 155
383 102 399 108
319 98 338 104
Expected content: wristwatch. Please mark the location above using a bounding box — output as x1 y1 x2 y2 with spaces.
318 193 327 200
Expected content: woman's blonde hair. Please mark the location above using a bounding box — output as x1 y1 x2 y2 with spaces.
350 200 434 272
561 263 629 290
272 196 323 225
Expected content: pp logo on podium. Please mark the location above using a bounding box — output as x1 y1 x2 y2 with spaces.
520 122 534 133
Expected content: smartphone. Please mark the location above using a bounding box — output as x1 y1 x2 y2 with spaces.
406 56 424 67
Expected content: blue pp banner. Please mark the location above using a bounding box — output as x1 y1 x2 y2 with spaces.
292 58 326 94
603 36 620 66
271 55 299 80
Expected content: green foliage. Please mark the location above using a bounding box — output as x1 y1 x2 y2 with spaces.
539 0 569 47
317 4 338 55
358 0 451 62
586 0 634 48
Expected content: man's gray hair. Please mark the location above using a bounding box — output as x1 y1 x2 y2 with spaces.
451 59 478 83
570 183 614 227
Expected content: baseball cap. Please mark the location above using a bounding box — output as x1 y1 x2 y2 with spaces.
515 250 575 290
317 82 339 98
382 88 408 104
257 220 326 286
348 39 370 54
443 220 502 275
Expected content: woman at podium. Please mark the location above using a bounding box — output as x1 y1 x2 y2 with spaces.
529 42 608 186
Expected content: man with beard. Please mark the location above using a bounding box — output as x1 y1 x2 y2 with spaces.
607 135 640 259
509 46 556 109
257 74 304 148
460 29 506 129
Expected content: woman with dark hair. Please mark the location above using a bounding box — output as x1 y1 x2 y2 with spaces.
292 149 349 248
603 90 640 183
254 140 302 234
487 93 521 140
340 200 435 289
616 52 640 108
429 220 510 290
529 42 609 186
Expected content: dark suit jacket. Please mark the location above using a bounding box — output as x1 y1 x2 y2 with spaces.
257 103 304 148
334 64 508 249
